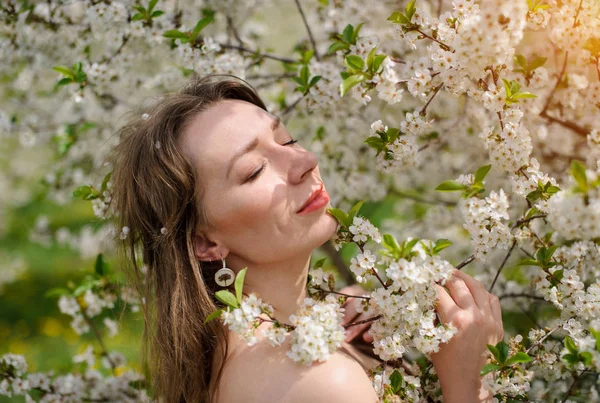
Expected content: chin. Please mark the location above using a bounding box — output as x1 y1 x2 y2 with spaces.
314 210 340 248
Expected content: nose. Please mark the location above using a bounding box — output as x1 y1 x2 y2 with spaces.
288 147 318 184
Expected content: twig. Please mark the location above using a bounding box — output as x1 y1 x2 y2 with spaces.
343 314 383 329
456 255 475 271
488 240 517 292
390 189 457 207
317 288 371 300
226 15 245 46
561 370 584 403
514 214 547 228
420 83 443 116
320 241 355 285
79 308 117 374
499 293 546 301
294 0 320 61
220 43 296 64
525 324 561 354
281 95 306 118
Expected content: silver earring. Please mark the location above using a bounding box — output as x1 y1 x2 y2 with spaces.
215 256 235 287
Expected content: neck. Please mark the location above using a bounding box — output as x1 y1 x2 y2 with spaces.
229 252 312 324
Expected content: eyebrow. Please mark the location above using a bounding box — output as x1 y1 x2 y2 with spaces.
225 116 282 179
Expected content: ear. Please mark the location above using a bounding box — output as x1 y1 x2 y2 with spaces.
193 231 229 262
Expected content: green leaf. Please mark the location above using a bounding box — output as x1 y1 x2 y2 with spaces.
312 258 327 270
151 10 164 17
516 258 541 267
387 11 410 24
44 287 71 298
351 22 364 44
514 54 527 68
73 185 94 199
579 351 593 366
327 41 350 54
132 13 144 21
327 208 350 228
94 254 105 276
341 24 354 44
101 171 112 193
308 75 321 88
163 30 189 39
435 180 466 192
480 363 501 376
235 267 247 304
148 0 159 13
590 328 600 351
389 370 403 394
300 65 309 85
192 16 214 39
345 55 365 71
529 56 547 70
474 164 492 183
570 160 588 190
405 0 416 20
215 290 239 308
382 233 401 253
487 343 500 361
497 341 509 364
433 239 452 254
52 66 74 79
340 74 364 97
347 201 364 222
505 352 532 366
204 309 223 324
372 55 386 73
57 77 73 86
564 336 578 354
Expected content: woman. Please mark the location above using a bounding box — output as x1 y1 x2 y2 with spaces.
110 74 503 402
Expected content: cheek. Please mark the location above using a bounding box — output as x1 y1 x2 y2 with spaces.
211 184 287 235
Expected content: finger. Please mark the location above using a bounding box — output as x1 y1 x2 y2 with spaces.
489 293 504 341
452 270 492 313
363 329 373 343
443 273 476 310
434 284 459 324
341 298 361 325
345 313 370 342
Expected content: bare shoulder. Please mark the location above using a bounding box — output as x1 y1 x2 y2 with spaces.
214 334 379 403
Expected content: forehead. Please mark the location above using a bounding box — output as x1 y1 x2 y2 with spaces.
179 99 272 168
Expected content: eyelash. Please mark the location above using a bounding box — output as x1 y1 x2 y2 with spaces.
245 138 298 182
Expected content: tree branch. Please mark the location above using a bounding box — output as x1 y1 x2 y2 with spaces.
294 0 320 61
488 240 517 292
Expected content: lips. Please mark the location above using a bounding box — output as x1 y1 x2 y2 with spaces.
296 183 325 213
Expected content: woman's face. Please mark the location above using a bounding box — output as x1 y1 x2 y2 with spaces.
179 99 338 265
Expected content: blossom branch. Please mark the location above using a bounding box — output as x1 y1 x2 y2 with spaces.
220 43 296 64
343 314 382 329
419 83 443 116
317 288 371 300
79 308 117 374
455 255 475 271
294 0 320 61
488 240 517 292
525 323 561 354
390 189 457 206
498 293 546 301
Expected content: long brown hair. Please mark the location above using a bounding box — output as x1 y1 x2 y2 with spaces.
109 74 268 402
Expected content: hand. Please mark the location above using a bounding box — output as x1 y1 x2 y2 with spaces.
338 284 374 343
430 269 503 403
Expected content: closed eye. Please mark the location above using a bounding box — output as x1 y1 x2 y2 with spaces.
244 138 299 183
